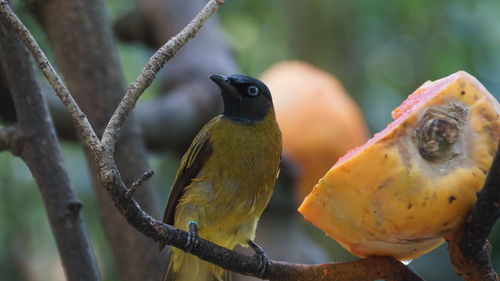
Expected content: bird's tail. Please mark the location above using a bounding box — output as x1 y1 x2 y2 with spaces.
162 248 231 281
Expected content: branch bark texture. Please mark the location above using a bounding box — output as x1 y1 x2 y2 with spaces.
114 3 332 281
21 0 165 279
0 0 423 280
0 124 20 152
116 0 238 151
44 0 238 152
0 10 100 281
448 141 500 281
460 140 500 255
0 1 100 149
101 0 226 151
7 0 224 279
4 0 498 281
9 1 417 280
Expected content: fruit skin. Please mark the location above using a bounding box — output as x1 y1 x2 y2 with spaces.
261 61 369 201
298 71 500 260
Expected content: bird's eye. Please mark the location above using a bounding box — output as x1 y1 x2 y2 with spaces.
247 85 259 96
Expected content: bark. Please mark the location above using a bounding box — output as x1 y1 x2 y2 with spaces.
114 0 240 151
2 0 427 280
116 3 332 280
0 12 100 281
26 0 165 280
0 124 20 152
43 0 239 151
233 156 330 281
448 141 500 281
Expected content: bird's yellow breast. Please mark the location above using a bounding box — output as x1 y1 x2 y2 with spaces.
174 110 282 248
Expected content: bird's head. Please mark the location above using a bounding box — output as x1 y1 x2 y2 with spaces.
210 74 274 124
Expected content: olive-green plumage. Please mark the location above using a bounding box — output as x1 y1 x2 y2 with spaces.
161 74 282 281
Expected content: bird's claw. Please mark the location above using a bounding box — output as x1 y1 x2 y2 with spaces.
248 240 269 278
185 221 199 253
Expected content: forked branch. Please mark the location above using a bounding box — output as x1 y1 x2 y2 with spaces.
0 1 100 150
4 0 497 280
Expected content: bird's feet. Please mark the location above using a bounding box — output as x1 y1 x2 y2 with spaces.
185 221 199 253
248 240 269 279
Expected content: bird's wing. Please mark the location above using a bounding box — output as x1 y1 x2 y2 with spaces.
160 120 214 251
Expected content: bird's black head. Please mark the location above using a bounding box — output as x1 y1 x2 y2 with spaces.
210 74 274 124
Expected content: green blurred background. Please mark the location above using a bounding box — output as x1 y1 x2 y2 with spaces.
1 0 499 280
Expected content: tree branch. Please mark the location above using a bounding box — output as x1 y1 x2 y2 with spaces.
1 1 424 280
114 4 333 281
127 170 154 197
48 0 239 152
25 0 166 279
460 140 500 254
100 0 225 152
0 124 20 153
98 166 424 281
448 141 500 281
0 8 100 280
0 0 100 150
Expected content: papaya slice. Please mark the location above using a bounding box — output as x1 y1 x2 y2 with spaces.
298 71 500 260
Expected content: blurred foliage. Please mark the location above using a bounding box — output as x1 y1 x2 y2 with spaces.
218 1 500 279
219 0 500 132
1 0 500 280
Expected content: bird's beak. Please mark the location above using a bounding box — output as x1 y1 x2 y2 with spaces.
210 74 234 93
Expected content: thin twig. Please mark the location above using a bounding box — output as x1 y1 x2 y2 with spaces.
126 170 154 197
0 124 20 153
0 13 101 280
0 0 100 151
99 164 424 281
0 0 426 280
100 0 225 152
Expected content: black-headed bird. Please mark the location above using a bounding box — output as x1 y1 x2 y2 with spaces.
160 74 282 281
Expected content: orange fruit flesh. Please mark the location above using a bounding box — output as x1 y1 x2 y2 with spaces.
298 71 500 260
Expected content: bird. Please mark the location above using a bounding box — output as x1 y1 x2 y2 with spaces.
160 74 282 281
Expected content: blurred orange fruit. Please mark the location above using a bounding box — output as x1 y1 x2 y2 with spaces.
260 61 369 201
299 71 500 260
